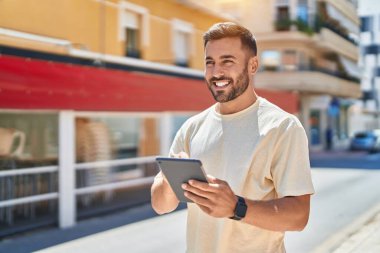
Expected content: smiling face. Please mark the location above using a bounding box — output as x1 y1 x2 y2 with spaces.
204 37 254 103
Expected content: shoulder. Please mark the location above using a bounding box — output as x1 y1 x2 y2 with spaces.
258 97 303 134
178 105 215 133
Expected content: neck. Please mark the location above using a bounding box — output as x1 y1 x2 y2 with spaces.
217 86 258 115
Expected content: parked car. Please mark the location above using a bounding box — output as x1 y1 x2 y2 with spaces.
349 130 380 153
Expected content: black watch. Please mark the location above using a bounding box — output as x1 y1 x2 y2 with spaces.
229 195 247 220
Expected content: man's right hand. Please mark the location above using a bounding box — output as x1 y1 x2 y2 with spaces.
151 152 189 214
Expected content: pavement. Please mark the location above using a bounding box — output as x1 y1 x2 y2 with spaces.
0 201 379 253
312 202 380 253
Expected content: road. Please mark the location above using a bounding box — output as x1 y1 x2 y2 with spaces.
310 150 380 169
1 150 380 253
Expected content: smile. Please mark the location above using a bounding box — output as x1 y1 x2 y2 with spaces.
213 80 230 88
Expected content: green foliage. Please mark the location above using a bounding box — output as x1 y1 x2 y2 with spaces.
274 18 315 36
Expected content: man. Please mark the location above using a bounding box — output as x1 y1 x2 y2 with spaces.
151 22 314 253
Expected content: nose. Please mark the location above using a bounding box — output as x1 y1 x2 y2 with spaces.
212 65 224 79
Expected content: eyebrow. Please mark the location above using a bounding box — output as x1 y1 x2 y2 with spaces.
205 55 237 61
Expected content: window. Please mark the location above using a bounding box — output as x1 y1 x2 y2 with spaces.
297 0 308 23
124 11 141 58
261 51 281 71
277 6 290 20
364 44 380 55
360 16 373 32
283 50 298 71
172 19 193 67
119 2 149 58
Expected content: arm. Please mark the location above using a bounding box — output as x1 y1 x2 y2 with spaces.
182 176 311 231
244 194 310 231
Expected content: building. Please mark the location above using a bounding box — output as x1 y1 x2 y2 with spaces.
192 0 362 150
355 0 380 131
0 0 299 236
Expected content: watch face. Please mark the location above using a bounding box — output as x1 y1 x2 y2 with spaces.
236 202 247 218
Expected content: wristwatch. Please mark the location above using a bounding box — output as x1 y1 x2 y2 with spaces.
229 195 247 220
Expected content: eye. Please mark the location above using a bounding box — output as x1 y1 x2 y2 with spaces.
205 61 214 66
222 60 234 65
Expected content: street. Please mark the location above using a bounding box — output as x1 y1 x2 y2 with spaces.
1 151 380 253
310 150 380 169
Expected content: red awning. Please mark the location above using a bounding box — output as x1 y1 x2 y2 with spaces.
0 55 299 113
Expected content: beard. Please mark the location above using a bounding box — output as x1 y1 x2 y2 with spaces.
206 65 251 103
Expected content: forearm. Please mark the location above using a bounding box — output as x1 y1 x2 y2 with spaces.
242 195 311 231
151 171 179 214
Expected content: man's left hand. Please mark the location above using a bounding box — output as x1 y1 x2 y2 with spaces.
182 175 238 218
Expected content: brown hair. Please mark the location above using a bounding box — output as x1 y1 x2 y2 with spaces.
203 22 257 56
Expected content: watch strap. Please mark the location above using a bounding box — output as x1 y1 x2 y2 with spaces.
229 195 247 220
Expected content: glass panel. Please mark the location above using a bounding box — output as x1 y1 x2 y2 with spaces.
174 30 189 67
277 6 290 20
297 0 308 23
0 113 58 233
0 113 58 168
126 28 140 58
310 110 321 145
283 50 298 71
261 51 281 71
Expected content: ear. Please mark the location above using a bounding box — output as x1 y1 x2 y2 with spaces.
248 56 259 75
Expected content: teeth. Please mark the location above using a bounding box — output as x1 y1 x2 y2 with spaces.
215 81 229 87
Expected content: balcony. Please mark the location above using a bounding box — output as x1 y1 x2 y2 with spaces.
318 0 359 26
255 69 361 99
316 28 359 60
273 17 359 59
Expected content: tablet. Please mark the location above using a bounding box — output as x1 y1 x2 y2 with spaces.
156 157 208 202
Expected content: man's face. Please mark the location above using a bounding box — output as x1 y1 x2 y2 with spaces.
204 37 252 103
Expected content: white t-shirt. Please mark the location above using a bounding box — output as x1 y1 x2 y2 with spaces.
169 97 315 253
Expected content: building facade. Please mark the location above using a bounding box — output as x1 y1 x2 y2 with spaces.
356 0 380 131
194 0 362 150
0 0 300 236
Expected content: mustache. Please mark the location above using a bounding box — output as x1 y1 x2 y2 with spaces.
207 76 233 83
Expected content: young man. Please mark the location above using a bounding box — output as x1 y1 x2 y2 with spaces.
151 22 315 253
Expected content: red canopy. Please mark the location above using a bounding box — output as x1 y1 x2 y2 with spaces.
0 55 299 113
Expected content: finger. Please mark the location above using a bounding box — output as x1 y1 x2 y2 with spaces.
188 179 220 192
170 152 189 158
182 183 214 199
178 152 189 158
184 191 213 207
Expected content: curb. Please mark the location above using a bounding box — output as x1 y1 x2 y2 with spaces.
311 202 380 253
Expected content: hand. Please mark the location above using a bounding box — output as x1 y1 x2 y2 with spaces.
171 151 189 159
182 175 238 218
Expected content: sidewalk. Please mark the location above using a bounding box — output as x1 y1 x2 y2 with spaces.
313 203 380 253
1 201 380 252
34 203 380 253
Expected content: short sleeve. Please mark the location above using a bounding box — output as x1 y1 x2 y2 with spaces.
271 121 315 198
168 123 191 157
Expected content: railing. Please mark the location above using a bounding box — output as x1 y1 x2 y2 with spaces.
260 65 360 84
275 16 358 46
0 156 157 228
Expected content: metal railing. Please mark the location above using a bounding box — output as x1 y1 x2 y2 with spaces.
0 155 157 230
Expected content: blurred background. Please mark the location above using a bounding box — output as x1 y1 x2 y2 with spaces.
0 0 379 252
